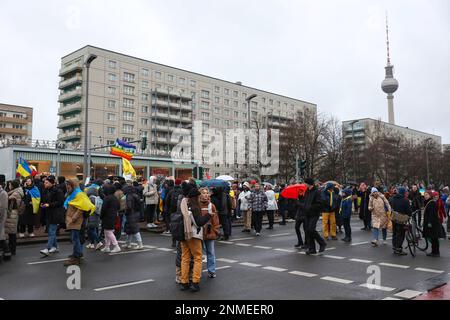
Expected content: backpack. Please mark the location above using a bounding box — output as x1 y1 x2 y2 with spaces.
169 187 183 214
170 196 186 241
89 195 103 216
126 193 141 213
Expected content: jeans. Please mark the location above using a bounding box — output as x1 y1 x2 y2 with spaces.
87 227 99 245
145 204 156 223
266 210 275 227
392 222 406 251
295 217 306 245
343 217 352 240
202 240 216 273
252 211 264 233
305 215 326 252
126 232 143 245
372 228 387 241
71 230 83 258
46 224 58 249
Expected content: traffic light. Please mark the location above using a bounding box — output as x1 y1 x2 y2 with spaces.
298 159 306 176
192 167 205 180
141 137 147 150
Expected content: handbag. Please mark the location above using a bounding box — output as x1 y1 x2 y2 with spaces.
391 211 409 224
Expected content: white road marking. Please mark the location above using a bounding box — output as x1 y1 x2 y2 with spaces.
394 290 423 299
263 266 288 272
382 297 402 300
360 283 396 292
144 245 157 249
202 266 231 273
274 248 295 253
216 258 238 263
324 247 336 251
268 233 292 237
239 262 262 267
28 258 69 265
218 241 234 244
235 243 252 247
320 276 354 284
349 258 373 264
289 271 318 278
231 237 255 241
109 249 152 256
160 233 172 237
298 251 306 255
415 267 444 274
94 279 155 292
253 246 272 250
156 247 173 252
379 262 410 269
351 241 369 246
323 255 346 260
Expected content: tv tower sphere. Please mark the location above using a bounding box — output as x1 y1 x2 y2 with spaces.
381 76 399 94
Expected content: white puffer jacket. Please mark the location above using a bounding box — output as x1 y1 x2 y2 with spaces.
265 190 278 211
239 190 251 211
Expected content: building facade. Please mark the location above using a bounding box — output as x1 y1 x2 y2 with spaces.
57 45 317 178
0 103 33 144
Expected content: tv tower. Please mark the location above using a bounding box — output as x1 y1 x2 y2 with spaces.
381 12 399 125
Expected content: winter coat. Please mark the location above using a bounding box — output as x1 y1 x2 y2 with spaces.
200 201 220 240
0 188 8 240
57 182 67 197
143 183 159 205
238 190 251 211
19 186 40 226
41 186 65 225
5 187 23 235
321 188 341 213
123 185 141 235
247 190 268 212
65 205 84 230
339 196 353 219
303 186 323 217
423 199 445 239
165 186 183 214
391 194 412 223
357 190 371 221
296 197 306 221
211 190 232 216
408 190 424 211
114 189 126 213
368 194 391 229
101 187 120 231
265 190 278 211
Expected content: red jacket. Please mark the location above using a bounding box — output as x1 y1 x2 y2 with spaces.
200 201 220 240
437 198 446 224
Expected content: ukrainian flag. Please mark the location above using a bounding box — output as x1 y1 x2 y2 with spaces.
64 187 96 215
27 186 41 214
17 156 33 177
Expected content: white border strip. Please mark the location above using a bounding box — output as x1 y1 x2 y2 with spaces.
94 279 155 292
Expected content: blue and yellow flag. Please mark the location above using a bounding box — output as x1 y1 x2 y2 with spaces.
64 187 96 214
17 157 33 177
26 186 41 214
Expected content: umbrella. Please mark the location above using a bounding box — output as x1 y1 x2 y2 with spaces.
200 179 229 188
280 184 307 199
216 175 235 181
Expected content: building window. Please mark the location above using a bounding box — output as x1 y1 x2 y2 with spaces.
234 121 239 127
0 112 6 117
141 118 149 125
190 80 196 87
215 86 220 93
215 118 220 125
123 98 134 108
233 91 238 98
155 71 162 80
124 72 135 83
201 90 210 99
107 100 116 108
225 109 230 116
142 68 149 77
0 124 5 128
168 74 174 82
142 80 149 88
124 85 135 95
142 93 149 101
251 101 257 107
179 77 185 85
224 99 229 106
202 123 210 130
242 93 247 99
107 127 116 135
107 140 115 145
201 101 210 109
123 124 134 133
155 83 162 89
108 73 117 82
123 111 134 121
262 98 266 103
107 113 116 121
269 99 273 106
242 102 247 108
13 124 23 129
13 114 24 119
201 112 210 120
243 112 247 118
191 92 196 100
234 111 239 117
224 120 230 126
277 101 281 107
224 88 229 96
214 96 220 104
233 101 238 108
107 87 116 95
142 105 149 113
109 60 117 69
214 107 220 114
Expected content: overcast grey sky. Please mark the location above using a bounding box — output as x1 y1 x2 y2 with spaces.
1 0 449 143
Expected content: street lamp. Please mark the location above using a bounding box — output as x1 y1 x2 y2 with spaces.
425 138 432 187
246 94 257 128
83 54 97 182
348 120 358 182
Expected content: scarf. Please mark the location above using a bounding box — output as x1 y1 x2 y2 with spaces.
181 197 193 240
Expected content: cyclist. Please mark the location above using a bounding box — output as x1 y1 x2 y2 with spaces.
391 187 412 256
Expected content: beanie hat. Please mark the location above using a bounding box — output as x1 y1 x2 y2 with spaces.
343 188 352 196
175 178 182 186
243 182 251 189
46 175 56 185
371 187 379 194
188 187 200 198
326 182 334 190
397 187 406 196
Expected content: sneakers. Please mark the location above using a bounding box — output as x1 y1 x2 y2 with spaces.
40 248 49 256
18 233 25 238
305 249 317 255
319 243 327 253
202 255 207 263
29 233 35 238
101 246 111 253
95 242 104 250
110 245 121 253
331 236 338 240
342 238 352 242
191 283 200 292
180 283 190 291
147 223 157 229
371 240 378 247
134 243 145 250
86 244 95 249
163 231 171 234
256 233 261 237
49 247 59 253
63 257 81 266
208 272 216 278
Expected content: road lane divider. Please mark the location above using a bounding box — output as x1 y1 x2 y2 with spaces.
94 279 155 292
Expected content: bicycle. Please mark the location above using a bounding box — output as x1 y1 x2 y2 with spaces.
404 210 428 257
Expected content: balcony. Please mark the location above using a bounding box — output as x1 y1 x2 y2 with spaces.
59 74 83 89
153 124 170 131
0 115 29 124
58 88 82 102
180 115 192 123
59 62 83 77
152 111 169 119
153 88 192 101
58 102 82 115
0 128 28 135
58 115 82 129
58 130 82 141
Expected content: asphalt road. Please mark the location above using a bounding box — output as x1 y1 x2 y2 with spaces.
1 216 450 300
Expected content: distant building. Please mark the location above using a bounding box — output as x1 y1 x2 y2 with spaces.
0 103 33 144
